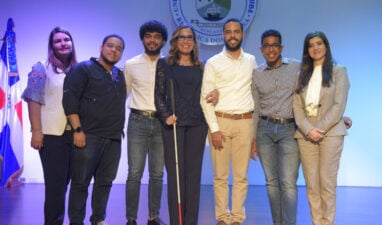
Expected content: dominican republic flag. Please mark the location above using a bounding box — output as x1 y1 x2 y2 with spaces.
0 18 23 188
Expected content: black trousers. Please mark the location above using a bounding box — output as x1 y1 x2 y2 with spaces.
39 131 72 225
161 124 208 225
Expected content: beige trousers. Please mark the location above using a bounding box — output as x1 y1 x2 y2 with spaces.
209 117 253 224
297 136 344 225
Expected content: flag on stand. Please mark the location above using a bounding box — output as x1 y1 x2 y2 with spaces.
0 18 23 188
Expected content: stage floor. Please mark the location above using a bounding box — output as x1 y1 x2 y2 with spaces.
1 184 381 225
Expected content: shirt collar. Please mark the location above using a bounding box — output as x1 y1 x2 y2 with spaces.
142 52 161 63
222 47 244 60
260 57 289 71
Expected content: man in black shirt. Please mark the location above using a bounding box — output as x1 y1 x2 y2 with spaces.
63 34 126 225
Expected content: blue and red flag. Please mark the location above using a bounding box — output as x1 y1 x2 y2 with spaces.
0 18 23 188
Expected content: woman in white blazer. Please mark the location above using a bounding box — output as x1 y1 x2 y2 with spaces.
293 31 350 225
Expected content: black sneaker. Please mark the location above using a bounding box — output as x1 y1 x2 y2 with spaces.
126 220 137 225
147 218 166 225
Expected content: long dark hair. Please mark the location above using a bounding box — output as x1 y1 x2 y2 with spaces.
165 25 202 67
48 27 77 73
296 31 334 94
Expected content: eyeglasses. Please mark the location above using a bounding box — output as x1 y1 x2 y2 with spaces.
262 43 282 50
176 35 194 41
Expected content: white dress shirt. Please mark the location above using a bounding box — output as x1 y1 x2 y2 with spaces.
305 65 322 117
200 48 256 132
124 53 160 111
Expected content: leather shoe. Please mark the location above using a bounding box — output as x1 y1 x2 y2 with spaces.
147 218 166 225
126 220 137 225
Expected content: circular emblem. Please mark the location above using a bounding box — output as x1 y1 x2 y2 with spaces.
170 0 257 45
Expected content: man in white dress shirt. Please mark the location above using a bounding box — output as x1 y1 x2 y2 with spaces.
123 20 167 225
200 18 257 225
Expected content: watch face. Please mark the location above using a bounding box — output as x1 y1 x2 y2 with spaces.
75 127 81 132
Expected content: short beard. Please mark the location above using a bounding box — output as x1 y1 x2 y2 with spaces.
224 39 242 52
144 47 161 56
101 54 117 66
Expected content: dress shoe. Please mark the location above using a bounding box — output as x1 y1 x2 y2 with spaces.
147 217 166 225
126 220 137 225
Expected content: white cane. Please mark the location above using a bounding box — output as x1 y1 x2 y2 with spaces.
170 79 183 225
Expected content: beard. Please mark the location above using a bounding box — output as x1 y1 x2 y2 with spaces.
144 42 162 56
224 38 242 52
100 53 118 66
144 46 161 56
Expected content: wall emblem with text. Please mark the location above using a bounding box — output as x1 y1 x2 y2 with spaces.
170 0 257 45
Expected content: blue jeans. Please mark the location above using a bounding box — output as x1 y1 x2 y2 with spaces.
256 119 300 225
125 112 164 220
68 134 121 225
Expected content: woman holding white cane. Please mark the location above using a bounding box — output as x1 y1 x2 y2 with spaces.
154 25 208 225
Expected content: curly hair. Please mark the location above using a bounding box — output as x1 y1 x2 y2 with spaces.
139 20 168 42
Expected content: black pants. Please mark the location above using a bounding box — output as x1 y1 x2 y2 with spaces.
39 131 72 225
161 124 208 225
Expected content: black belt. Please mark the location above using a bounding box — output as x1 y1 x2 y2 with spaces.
131 109 158 118
260 116 295 124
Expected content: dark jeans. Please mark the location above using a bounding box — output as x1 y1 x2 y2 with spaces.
39 131 72 225
257 119 300 225
161 124 208 225
68 134 121 225
126 112 164 220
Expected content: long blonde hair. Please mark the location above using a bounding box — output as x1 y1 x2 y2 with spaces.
165 25 202 68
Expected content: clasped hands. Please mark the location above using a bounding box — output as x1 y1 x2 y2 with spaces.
307 127 325 142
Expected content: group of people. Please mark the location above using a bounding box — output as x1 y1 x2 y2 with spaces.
21 17 350 225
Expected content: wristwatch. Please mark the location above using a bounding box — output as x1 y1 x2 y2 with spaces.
74 126 82 133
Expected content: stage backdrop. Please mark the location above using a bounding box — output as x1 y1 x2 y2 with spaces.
1 0 381 187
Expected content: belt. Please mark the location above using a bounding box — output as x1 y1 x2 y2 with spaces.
131 109 158 118
260 116 295 124
215 111 253 120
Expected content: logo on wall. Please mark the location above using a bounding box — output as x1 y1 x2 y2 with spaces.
170 0 257 45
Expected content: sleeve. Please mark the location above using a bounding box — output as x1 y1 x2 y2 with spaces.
154 58 171 124
21 62 46 104
62 63 88 116
200 60 219 133
123 60 132 96
252 70 260 137
316 66 350 132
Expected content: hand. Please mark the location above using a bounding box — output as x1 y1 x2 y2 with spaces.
205 89 219 106
343 116 352 129
31 130 44 150
166 115 177 125
73 132 86 148
250 138 258 160
307 128 325 142
211 131 225 150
